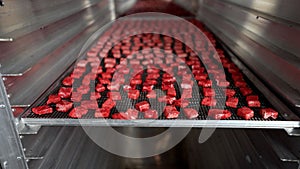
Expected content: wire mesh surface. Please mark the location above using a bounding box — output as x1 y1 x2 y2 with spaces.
23 19 285 122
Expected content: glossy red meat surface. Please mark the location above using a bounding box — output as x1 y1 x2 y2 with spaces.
135 101 150 112
32 105 53 115
46 94 61 104
56 100 73 112
183 108 199 119
260 108 278 119
237 107 254 120
164 106 179 119
208 109 231 120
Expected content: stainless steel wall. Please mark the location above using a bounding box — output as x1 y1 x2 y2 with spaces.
0 0 103 39
114 0 136 15
0 0 114 108
196 0 300 112
173 0 198 14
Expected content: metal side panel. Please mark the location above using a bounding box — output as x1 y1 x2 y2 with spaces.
6 13 112 107
173 0 199 14
0 0 110 75
222 0 300 25
0 0 102 39
201 0 300 64
0 75 27 169
196 2 300 112
20 118 300 129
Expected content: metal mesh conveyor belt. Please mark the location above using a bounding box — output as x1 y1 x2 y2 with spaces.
20 18 299 128
23 66 283 121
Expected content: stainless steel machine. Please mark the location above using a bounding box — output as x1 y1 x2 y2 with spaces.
0 0 300 168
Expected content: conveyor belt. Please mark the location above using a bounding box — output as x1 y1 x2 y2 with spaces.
20 18 300 128
24 66 283 121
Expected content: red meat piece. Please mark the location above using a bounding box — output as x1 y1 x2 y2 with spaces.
198 80 212 87
106 68 116 74
201 97 217 106
94 108 110 118
58 87 72 99
112 109 139 120
163 77 176 84
144 109 159 119
192 69 205 75
73 66 86 74
144 79 157 85
80 100 98 110
94 67 102 74
120 68 130 74
181 82 193 89
128 89 140 100
234 80 247 87
142 85 154 92
90 92 101 100
226 97 239 108
76 60 88 67
69 107 88 118
246 95 260 107
167 88 177 97
260 108 278 119
224 89 236 97
203 88 215 97
130 79 143 85
96 84 106 93
47 94 61 104
102 99 116 109
246 95 259 101
82 76 91 86
101 73 112 79
77 85 90 95
247 100 261 107
107 84 120 91
146 91 156 99
158 96 176 104
32 105 53 115
208 109 231 120
112 113 127 119
71 92 82 102
192 64 202 70
104 58 116 64
125 109 139 119
70 72 82 79
232 74 243 81
240 87 252 96
228 67 240 74
130 60 140 65
183 108 199 119
181 89 192 99
105 63 115 69
166 96 176 104
62 76 74 86
147 68 160 74
122 85 132 91
237 107 254 120
147 73 160 80
87 50 97 57
162 83 174 91
56 100 73 112
99 78 111 85
135 101 150 112
174 99 189 108
216 80 230 87
164 106 180 119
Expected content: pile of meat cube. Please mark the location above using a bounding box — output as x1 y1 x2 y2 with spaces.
32 19 278 120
